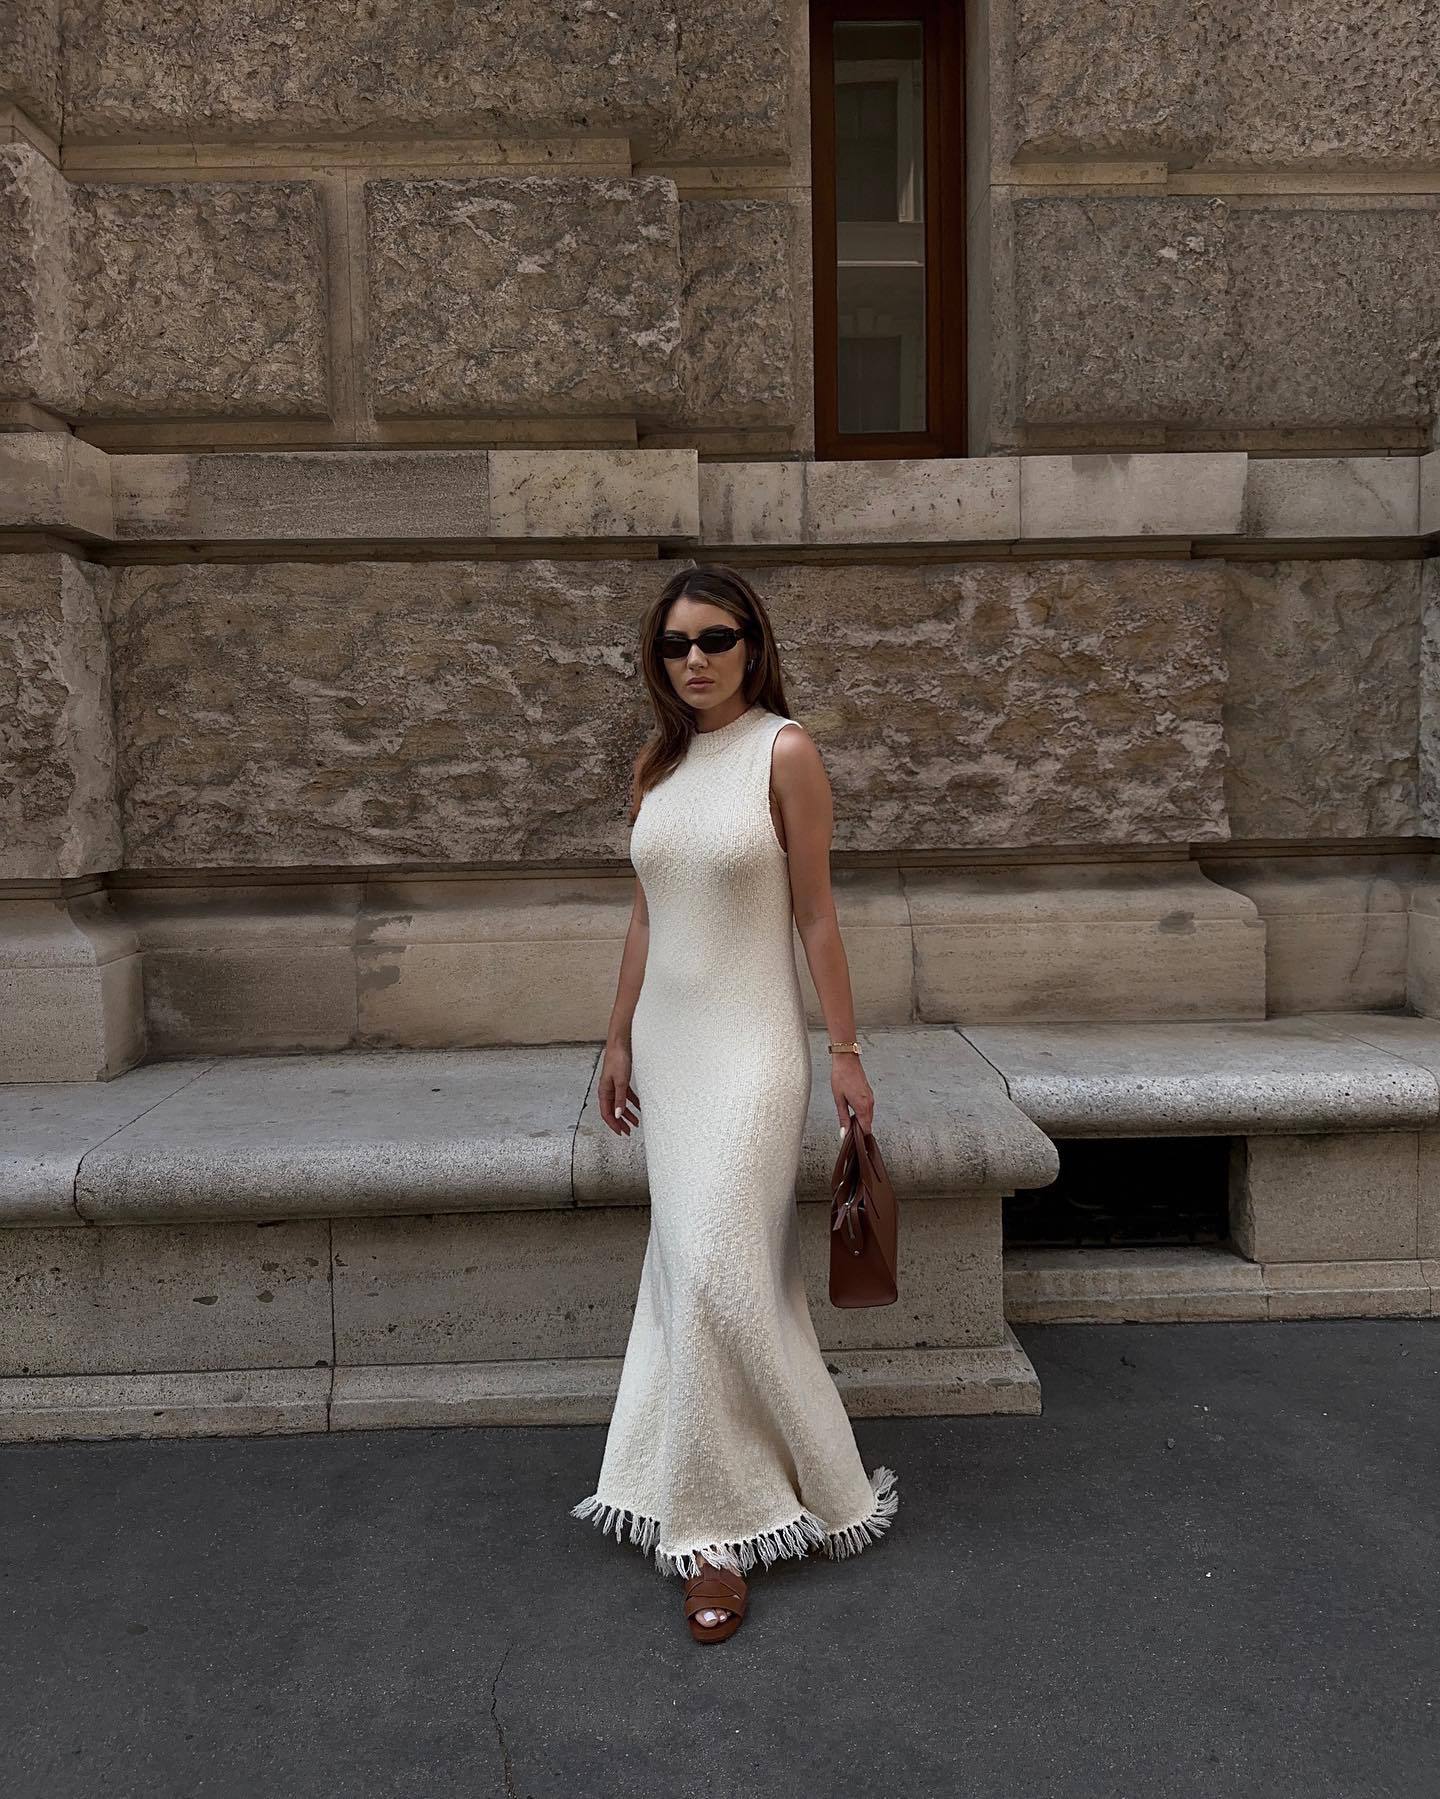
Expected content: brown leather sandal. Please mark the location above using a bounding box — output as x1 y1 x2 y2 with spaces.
683 1558 748 1644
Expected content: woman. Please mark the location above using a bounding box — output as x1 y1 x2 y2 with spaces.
571 563 899 1643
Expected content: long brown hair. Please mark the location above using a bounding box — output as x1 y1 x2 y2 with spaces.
627 563 796 825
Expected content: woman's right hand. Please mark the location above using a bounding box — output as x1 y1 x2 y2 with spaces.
599 1042 642 1136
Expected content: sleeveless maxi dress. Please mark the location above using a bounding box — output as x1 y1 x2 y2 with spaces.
571 702 899 1579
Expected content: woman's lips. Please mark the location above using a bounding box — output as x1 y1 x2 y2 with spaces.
687 680 713 688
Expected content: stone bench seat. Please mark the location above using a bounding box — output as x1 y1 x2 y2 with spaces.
3 1026 1057 1227
7 1012 1439 1444
964 1013 1440 1138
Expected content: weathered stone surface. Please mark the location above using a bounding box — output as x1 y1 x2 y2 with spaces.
1002 1 1440 173
1003 194 1440 434
1021 452 1245 538
61 0 674 142
1204 854 1419 1015
487 449 697 539
1004 0 1223 165
1243 457 1420 538
114 450 489 543
365 175 680 420
0 0 61 137
0 554 119 879
108 556 1230 867
0 1219 331 1376
674 199 794 427
0 894 143 1082
1204 2 1440 171
108 559 652 868
652 0 790 162
0 144 74 415
72 180 330 419
1223 559 1420 839
754 558 1230 851
1421 560 1440 834
806 458 1018 543
0 433 112 540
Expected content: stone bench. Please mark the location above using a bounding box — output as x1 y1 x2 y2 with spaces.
970 1013 1440 1326
0 1026 1057 1442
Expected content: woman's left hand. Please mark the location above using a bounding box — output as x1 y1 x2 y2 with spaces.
830 1053 874 1135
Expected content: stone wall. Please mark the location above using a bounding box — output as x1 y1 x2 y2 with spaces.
1 2 1437 450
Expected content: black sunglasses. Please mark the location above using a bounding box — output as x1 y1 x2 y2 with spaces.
656 626 750 660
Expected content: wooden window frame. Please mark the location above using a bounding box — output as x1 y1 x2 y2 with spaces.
810 0 967 459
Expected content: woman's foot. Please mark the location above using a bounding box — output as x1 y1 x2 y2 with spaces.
684 1557 748 1642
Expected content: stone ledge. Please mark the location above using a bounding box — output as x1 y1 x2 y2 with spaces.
963 1014 1440 1136
0 1367 331 1444
4 444 1434 548
1004 1246 1438 1324
0 1335 1041 1443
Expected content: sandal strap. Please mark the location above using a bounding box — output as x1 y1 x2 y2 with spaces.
684 1576 748 1619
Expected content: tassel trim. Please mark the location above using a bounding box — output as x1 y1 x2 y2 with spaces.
569 1464 898 1580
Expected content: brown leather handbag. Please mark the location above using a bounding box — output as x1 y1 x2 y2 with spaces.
828 1106 899 1307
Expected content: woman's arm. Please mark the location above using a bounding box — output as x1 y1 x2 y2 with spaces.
772 725 875 1133
599 851 648 1136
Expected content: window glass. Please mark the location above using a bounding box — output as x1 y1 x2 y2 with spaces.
832 20 926 434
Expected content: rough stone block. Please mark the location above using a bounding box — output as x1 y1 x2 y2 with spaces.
652 0 790 163
0 143 74 414
907 861 1266 1024
1232 1132 1421 1263
1224 558 1420 840
674 198 794 428
0 552 118 879
1419 560 1440 834
62 0 674 143
365 176 680 419
1020 452 1245 538
0 1219 332 1376
106 555 1231 866
1002 0 1223 166
72 179 330 419
1243 456 1420 538
1000 194 1440 436
753 558 1229 851
106 558 649 868
0 0 62 138
1422 450 1439 536
1203 3 1440 172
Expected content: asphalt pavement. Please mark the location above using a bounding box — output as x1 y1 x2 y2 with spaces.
2 1318 1436 1799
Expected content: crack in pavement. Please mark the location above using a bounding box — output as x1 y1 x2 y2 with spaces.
489 1641 519 1799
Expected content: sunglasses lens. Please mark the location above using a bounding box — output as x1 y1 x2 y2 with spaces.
657 627 744 659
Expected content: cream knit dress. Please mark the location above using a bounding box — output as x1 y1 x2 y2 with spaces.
571 701 899 1579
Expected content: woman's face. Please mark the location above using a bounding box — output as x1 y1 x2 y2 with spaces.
658 596 750 713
